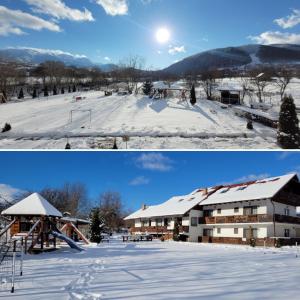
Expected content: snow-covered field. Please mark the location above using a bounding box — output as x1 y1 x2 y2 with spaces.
0 89 279 149
3 240 300 300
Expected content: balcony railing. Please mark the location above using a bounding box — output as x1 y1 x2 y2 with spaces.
201 214 300 224
130 226 189 234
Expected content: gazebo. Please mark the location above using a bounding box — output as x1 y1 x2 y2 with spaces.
1 193 62 253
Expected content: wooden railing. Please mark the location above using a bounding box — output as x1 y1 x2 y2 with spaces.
201 214 300 224
24 220 41 254
130 226 189 234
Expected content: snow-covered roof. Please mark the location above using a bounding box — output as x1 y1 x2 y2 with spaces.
201 174 296 206
125 174 298 220
1 193 62 217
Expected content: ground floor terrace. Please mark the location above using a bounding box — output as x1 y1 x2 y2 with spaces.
2 239 300 300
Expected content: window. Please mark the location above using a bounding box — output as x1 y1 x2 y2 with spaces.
191 217 197 227
198 217 203 224
177 217 183 226
244 206 258 216
220 188 230 194
164 218 170 227
141 220 149 227
178 199 184 202
189 197 195 201
203 229 213 237
237 186 247 191
217 208 222 214
284 208 290 216
284 229 290 238
234 228 239 234
234 207 239 213
156 219 162 226
204 210 213 217
217 228 221 234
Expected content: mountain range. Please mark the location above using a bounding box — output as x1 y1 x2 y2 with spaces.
0 183 27 206
1 44 300 75
163 44 300 75
0 47 116 71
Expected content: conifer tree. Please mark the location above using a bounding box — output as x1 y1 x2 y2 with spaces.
173 219 180 241
73 85 76 93
53 86 57 96
44 86 49 97
90 208 102 243
32 88 37 99
277 95 300 149
18 88 24 99
68 86 71 93
113 138 118 149
142 81 153 96
190 84 196 106
61 87 65 94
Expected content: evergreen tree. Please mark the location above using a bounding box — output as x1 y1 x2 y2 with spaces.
32 88 37 99
61 87 65 94
53 86 57 96
18 88 24 99
173 218 180 241
190 84 196 106
142 81 153 96
68 86 71 93
112 138 118 149
44 86 49 97
89 208 102 243
73 85 76 93
277 95 300 149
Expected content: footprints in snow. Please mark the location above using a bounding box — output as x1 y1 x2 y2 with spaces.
65 259 106 300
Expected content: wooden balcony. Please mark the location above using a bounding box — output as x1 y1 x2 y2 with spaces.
130 226 189 234
201 214 300 224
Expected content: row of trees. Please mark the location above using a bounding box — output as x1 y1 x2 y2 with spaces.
184 66 295 103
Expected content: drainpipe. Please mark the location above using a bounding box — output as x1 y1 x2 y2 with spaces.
271 199 276 245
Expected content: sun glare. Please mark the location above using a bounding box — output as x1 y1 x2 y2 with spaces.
156 28 170 44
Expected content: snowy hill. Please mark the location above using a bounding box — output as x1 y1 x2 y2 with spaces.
0 47 116 71
164 44 300 75
0 183 27 206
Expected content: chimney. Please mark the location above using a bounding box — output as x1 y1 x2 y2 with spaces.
141 204 148 210
202 188 208 196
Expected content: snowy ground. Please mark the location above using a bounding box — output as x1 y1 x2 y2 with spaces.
2 240 300 300
0 90 278 149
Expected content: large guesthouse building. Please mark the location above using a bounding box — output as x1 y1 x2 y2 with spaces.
125 174 300 246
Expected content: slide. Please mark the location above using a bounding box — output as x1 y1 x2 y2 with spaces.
51 230 84 252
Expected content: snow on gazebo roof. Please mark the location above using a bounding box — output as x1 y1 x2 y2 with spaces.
1 193 62 217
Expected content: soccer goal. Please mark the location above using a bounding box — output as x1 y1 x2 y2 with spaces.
69 109 92 128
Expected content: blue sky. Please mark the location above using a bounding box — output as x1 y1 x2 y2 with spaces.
0 0 300 68
0 151 299 211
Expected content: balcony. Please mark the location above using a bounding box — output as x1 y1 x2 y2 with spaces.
201 214 300 224
130 226 189 234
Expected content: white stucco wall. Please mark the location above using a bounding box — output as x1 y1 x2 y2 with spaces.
265 200 297 217
203 199 269 217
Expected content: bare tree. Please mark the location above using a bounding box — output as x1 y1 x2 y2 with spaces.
118 55 145 93
249 68 272 103
98 191 125 232
199 69 220 100
275 67 292 101
40 182 90 217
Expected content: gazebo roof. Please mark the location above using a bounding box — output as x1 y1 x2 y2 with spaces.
1 193 62 217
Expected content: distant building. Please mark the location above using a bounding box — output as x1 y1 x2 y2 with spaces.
125 174 300 246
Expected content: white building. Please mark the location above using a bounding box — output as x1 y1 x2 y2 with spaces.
125 174 300 246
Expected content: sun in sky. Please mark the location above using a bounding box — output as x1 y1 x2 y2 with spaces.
156 28 171 44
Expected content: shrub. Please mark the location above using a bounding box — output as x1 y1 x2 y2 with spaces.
2 123 12 133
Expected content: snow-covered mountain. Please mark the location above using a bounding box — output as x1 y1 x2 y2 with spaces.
0 47 116 71
164 44 300 75
0 183 27 206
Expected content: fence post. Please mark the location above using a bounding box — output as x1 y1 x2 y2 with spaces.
11 241 16 293
20 241 24 276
